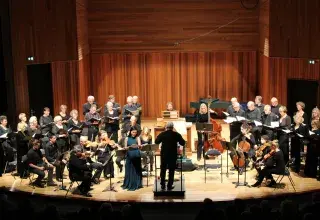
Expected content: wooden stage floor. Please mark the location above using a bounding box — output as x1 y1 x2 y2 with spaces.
1 120 319 203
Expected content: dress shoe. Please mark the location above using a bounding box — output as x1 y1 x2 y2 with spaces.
161 184 165 190
167 185 175 190
251 181 261 187
92 178 100 184
119 165 123 173
266 180 277 187
47 181 57 186
33 182 45 188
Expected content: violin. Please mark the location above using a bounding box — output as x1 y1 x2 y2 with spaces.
256 142 271 158
255 149 276 169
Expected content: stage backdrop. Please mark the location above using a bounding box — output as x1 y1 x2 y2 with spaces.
90 51 257 118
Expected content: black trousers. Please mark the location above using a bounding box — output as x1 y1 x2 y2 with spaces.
278 134 289 165
98 157 114 177
291 138 302 172
30 163 54 183
116 155 125 168
72 171 92 193
257 167 283 183
160 156 176 187
197 132 207 160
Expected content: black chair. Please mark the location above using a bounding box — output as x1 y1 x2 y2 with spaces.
204 149 222 183
20 155 35 189
65 164 79 198
274 160 296 192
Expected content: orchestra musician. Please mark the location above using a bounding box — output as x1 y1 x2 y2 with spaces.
254 96 265 114
58 105 70 124
83 95 100 115
270 97 281 117
166 102 175 111
96 131 116 178
39 107 53 135
291 115 309 173
132 96 142 125
17 113 28 132
26 139 57 187
251 140 285 187
68 109 82 147
294 101 308 126
140 126 154 172
121 126 143 191
228 102 246 140
277 106 291 164
230 122 256 174
121 116 141 138
122 96 137 125
195 103 209 161
44 135 65 182
155 122 185 190
51 115 69 153
261 105 279 140
253 135 271 173
79 136 103 184
68 145 92 197
104 102 120 142
85 104 101 141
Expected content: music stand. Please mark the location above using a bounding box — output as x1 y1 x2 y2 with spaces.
102 153 117 192
141 144 158 186
220 141 234 177
233 150 250 188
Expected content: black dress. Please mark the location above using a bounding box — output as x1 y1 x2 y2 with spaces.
52 124 69 152
291 124 309 173
67 119 82 147
104 110 120 142
304 129 320 177
277 115 291 164
195 112 209 160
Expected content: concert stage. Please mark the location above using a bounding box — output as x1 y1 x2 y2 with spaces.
0 120 319 203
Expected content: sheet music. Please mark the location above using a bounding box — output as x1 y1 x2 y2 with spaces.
222 111 230 116
224 116 237 124
0 133 8 139
297 133 304 138
254 120 262 126
282 129 291 134
309 130 315 135
173 121 187 135
271 121 279 128
236 116 246 121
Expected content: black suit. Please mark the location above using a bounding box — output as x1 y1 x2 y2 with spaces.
155 129 185 187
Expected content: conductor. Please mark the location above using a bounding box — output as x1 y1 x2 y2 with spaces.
155 122 185 190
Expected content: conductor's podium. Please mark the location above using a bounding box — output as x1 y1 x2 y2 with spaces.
153 117 192 157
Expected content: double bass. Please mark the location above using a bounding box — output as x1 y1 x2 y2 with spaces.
204 118 225 154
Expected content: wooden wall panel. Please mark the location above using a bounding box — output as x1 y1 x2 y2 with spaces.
259 55 320 106
10 0 79 115
269 0 320 58
259 0 269 56
88 0 259 53
90 51 258 118
76 0 90 59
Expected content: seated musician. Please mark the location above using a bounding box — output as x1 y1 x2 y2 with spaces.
254 135 271 173
68 145 92 197
261 105 279 140
251 140 285 187
68 109 82 147
132 96 142 125
83 95 100 116
230 122 256 174
52 115 69 153
17 113 28 132
246 101 262 144
228 102 246 140
58 105 70 124
26 139 57 187
195 103 209 161
140 126 154 172
44 135 65 182
39 107 53 135
95 131 116 178
85 104 101 141
166 102 175 111
79 136 103 184
104 102 120 142
121 116 141 138
122 96 137 125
